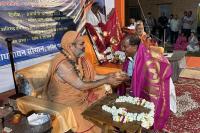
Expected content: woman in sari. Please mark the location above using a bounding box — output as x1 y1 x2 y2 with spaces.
121 34 175 131
174 32 188 50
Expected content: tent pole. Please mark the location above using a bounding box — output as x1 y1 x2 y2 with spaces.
5 38 18 94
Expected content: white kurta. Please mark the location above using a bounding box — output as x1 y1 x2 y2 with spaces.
187 45 200 52
187 36 199 52
170 78 177 113
86 10 106 26
86 10 106 33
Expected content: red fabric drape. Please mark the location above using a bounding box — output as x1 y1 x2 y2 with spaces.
99 9 123 51
85 9 123 53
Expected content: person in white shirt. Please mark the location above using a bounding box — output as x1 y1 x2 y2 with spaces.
187 32 199 52
127 18 136 30
182 11 194 39
86 2 106 33
170 15 180 44
166 14 174 43
181 11 187 30
86 2 107 61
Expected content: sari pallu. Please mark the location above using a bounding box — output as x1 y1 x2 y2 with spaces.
119 45 164 96
132 44 172 130
174 35 188 50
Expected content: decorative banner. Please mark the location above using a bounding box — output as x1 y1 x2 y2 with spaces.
0 0 89 66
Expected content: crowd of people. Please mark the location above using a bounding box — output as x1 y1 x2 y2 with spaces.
128 11 199 53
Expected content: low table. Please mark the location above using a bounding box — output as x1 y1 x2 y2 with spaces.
82 94 150 133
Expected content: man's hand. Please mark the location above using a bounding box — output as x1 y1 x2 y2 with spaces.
107 72 129 86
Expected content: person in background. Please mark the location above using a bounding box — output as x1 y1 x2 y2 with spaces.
42 31 128 133
182 11 194 40
170 14 180 44
122 18 136 34
174 32 188 50
181 11 188 31
166 14 174 43
158 12 168 42
86 2 106 33
135 20 158 47
85 2 107 60
145 12 156 35
187 31 199 52
135 20 146 40
127 18 136 30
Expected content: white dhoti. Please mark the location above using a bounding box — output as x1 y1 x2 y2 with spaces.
187 45 200 52
178 56 187 69
170 78 177 113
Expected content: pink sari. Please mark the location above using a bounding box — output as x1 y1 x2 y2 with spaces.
132 44 172 130
174 35 188 50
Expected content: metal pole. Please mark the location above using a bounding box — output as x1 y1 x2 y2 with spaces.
164 29 166 49
5 38 18 94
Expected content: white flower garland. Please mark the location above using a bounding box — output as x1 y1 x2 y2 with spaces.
103 47 126 62
102 96 155 129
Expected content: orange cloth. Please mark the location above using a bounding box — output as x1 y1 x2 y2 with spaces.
95 63 122 74
17 96 77 133
44 31 112 132
15 61 51 97
84 35 99 67
47 54 106 133
186 57 200 68
61 31 79 51
84 35 121 74
115 0 125 26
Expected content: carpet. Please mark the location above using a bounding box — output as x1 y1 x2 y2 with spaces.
164 78 200 133
180 68 200 80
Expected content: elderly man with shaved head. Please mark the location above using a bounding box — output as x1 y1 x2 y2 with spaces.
42 31 128 133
